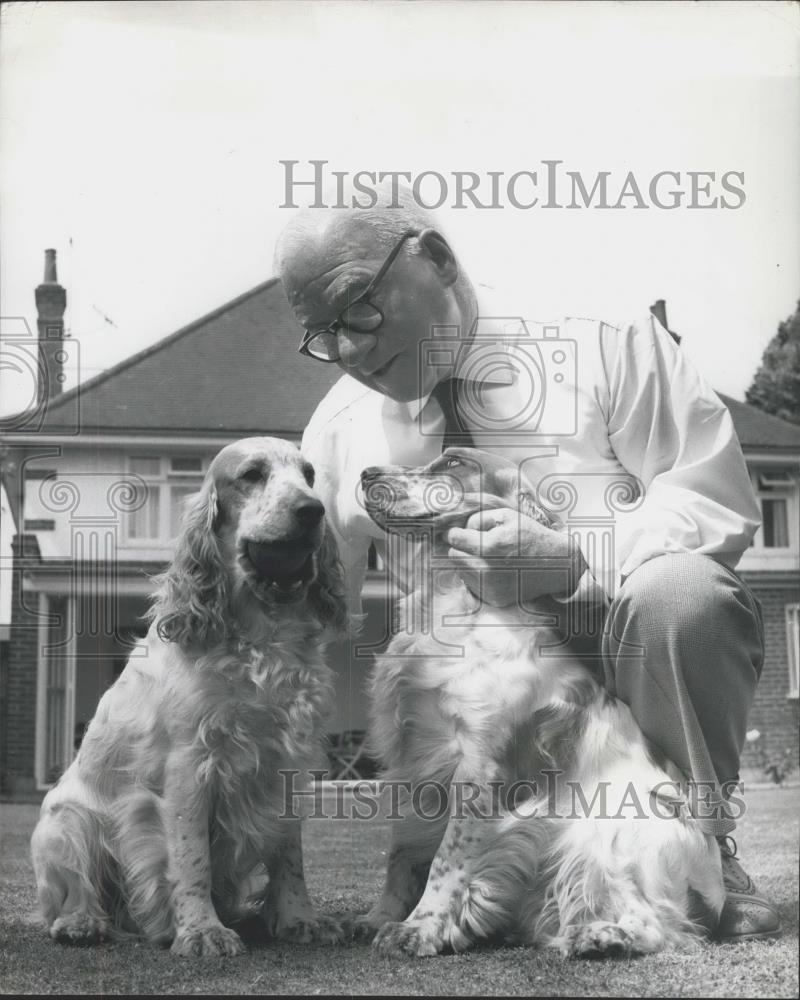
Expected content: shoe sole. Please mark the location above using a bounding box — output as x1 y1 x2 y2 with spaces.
713 928 783 943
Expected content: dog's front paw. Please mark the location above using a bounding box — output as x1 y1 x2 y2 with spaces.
171 924 246 957
50 913 109 945
561 921 633 959
274 915 344 946
373 920 442 958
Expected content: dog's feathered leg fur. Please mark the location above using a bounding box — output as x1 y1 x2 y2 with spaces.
359 447 726 959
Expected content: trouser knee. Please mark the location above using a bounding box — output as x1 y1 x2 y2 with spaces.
602 554 763 797
605 553 763 688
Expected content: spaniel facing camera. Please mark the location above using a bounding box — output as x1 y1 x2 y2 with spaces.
31 437 346 957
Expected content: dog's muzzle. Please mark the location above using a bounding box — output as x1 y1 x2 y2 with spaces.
240 538 318 603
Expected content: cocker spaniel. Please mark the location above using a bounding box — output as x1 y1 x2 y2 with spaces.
31 437 347 957
356 447 724 958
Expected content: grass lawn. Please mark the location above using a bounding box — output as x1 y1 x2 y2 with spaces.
1 785 797 997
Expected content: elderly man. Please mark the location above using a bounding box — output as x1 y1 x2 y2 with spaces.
274 196 781 942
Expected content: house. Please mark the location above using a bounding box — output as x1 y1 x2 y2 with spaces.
0 251 385 796
652 300 800 771
717 395 800 771
1 253 798 797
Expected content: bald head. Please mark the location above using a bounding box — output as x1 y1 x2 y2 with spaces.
272 186 478 402
274 188 445 307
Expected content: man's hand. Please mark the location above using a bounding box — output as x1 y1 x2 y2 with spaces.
445 508 587 607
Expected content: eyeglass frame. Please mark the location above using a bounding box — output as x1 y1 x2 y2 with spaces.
297 229 419 363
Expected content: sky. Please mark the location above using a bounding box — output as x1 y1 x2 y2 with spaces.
1 0 799 415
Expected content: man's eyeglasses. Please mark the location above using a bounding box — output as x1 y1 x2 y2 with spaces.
297 230 418 363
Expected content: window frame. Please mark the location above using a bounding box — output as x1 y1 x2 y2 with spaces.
124 454 208 545
749 466 798 554
787 603 800 700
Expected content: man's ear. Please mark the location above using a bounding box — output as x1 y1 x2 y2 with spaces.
417 228 458 286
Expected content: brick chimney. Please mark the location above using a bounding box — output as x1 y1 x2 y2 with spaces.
34 248 67 404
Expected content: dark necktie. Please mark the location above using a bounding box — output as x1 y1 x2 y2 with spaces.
430 378 475 451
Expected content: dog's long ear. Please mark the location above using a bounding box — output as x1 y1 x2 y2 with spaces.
308 523 348 632
148 479 228 650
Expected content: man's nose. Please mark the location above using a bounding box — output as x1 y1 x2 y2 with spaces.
293 496 325 527
337 329 378 369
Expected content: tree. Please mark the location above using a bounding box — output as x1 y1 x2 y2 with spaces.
745 300 800 425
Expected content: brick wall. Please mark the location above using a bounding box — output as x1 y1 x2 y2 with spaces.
740 574 800 776
1 535 41 796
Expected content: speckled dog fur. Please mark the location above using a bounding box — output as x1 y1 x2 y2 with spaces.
357 448 724 958
31 437 346 957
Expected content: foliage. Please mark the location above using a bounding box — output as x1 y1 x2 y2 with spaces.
745 301 800 425
746 729 798 785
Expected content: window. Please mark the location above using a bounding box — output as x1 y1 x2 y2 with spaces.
787 604 800 699
128 457 161 540
126 455 207 543
751 467 797 551
759 471 793 489
168 485 201 537
170 456 203 474
762 498 789 548
166 456 204 538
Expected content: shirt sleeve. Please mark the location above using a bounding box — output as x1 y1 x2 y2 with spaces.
601 313 761 587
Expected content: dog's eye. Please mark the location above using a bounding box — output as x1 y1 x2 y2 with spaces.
240 467 263 484
443 458 462 470
302 463 315 487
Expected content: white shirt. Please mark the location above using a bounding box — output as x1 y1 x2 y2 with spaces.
301 307 760 613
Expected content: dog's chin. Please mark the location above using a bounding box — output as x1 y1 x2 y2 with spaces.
365 505 477 537
238 541 318 606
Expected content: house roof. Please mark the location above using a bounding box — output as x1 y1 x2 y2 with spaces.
21 279 342 436
718 394 800 453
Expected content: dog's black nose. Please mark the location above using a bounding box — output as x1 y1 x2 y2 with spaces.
361 467 382 482
293 497 325 526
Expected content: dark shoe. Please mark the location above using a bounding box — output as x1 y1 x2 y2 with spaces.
714 836 782 942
